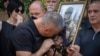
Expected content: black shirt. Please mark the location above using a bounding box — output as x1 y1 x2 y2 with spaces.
0 21 15 56
10 18 44 56
80 17 90 29
75 26 100 56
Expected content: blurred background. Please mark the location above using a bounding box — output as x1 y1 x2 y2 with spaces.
0 0 88 15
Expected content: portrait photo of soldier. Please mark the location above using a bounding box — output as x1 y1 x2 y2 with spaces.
64 7 77 41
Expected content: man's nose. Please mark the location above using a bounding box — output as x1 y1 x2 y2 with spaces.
49 2 53 6
90 11 95 16
32 14 37 18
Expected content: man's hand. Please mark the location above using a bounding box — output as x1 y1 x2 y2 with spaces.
67 45 82 56
41 39 54 51
33 39 55 56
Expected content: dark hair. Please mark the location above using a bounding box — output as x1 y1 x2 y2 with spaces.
87 0 100 10
3 0 11 3
7 1 24 17
3 0 21 3
90 0 100 3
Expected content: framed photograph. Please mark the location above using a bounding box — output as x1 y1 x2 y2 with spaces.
58 1 86 44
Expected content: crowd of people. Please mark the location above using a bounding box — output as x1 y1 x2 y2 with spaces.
0 0 100 56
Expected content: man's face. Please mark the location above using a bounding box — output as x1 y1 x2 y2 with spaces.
46 0 59 11
88 3 100 24
41 25 61 38
29 6 45 18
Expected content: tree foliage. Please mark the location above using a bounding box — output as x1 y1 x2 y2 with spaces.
0 0 5 11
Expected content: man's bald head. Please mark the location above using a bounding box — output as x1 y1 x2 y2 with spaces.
29 1 45 11
29 1 46 18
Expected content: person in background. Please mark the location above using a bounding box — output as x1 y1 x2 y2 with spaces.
12 0 28 22
29 0 46 18
67 0 100 56
0 1 24 56
0 0 11 21
46 0 60 12
7 1 24 26
0 0 28 22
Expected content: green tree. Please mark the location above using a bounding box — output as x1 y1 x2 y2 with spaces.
0 0 5 11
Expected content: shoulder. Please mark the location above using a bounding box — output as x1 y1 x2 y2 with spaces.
12 18 35 37
11 26 33 45
77 28 92 39
78 28 90 33
16 18 35 32
13 25 30 35
13 22 33 37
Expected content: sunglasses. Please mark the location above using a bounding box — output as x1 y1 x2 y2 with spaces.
15 8 24 14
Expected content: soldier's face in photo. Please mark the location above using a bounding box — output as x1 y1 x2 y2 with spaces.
64 13 71 21
64 7 73 22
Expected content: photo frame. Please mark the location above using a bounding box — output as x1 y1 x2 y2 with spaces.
58 1 86 44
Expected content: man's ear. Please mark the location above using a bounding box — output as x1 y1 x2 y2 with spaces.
42 8 47 14
44 10 47 14
43 27 50 34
